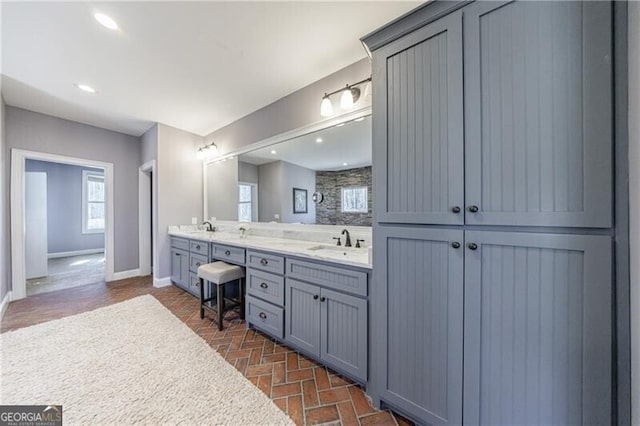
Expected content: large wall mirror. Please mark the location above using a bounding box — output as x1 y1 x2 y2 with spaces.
205 114 371 226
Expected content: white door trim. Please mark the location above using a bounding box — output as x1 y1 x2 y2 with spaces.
10 149 115 300
138 160 157 278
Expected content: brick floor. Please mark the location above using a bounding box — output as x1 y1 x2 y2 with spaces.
1 276 413 426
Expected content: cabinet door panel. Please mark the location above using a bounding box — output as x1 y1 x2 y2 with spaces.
320 288 367 381
464 1 612 227
285 279 320 356
171 248 188 287
463 231 612 425
373 11 463 225
374 226 464 424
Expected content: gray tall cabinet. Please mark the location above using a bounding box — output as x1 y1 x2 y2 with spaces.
363 1 614 425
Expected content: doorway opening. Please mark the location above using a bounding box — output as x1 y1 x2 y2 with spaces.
10 149 115 300
24 160 106 296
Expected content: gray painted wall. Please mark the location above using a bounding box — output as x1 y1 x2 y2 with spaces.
156 123 204 279
257 160 316 223
316 166 372 226
25 159 105 254
238 161 258 184
205 58 371 155
5 107 141 273
629 1 640 423
0 96 8 301
206 157 238 221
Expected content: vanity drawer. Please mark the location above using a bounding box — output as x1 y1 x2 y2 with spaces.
190 240 209 256
189 253 209 273
246 268 285 306
212 244 245 264
286 259 367 297
246 295 284 339
247 250 285 275
171 237 189 251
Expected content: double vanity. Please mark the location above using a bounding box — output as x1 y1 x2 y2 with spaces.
169 224 371 383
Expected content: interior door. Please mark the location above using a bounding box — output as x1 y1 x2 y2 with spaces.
25 172 48 279
463 230 612 425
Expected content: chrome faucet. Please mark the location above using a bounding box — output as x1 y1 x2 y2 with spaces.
203 221 215 232
341 229 352 247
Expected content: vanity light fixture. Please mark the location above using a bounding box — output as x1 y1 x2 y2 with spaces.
94 12 119 30
196 141 218 160
319 76 372 117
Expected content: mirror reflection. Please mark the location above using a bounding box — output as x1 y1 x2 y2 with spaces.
205 115 371 226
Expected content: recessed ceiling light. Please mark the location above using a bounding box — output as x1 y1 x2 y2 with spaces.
271 150 277 155
315 138 323 143
74 83 97 93
94 12 119 30
342 162 348 166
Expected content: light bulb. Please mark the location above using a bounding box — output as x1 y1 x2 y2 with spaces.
340 86 354 109
320 95 333 117
209 143 218 155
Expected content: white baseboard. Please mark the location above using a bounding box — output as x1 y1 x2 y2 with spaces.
111 269 140 281
0 291 13 321
153 276 172 288
48 248 104 259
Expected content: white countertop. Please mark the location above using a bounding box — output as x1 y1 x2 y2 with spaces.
169 230 372 270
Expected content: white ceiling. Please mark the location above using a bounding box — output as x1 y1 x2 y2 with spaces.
1 1 420 137
240 114 371 171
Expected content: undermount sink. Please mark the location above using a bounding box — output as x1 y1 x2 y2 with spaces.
307 245 364 256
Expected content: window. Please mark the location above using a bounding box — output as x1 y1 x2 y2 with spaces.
341 186 368 213
82 170 105 233
238 183 254 222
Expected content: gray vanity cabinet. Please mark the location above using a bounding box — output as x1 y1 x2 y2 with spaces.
170 247 189 289
373 226 464 424
463 231 612 425
463 1 612 228
372 10 464 225
285 278 368 381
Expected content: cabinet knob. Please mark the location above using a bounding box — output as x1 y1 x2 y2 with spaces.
451 206 461 214
196 245 201 250
260 282 268 289
320 296 326 302
195 281 200 287
196 262 201 267
225 250 231 256
468 205 479 213
313 294 319 300
260 258 268 266
258 312 267 319
451 242 461 249
468 242 478 251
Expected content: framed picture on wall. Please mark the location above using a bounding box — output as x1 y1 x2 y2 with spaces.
293 188 307 214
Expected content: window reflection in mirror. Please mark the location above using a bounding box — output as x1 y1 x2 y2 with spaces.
205 115 371 226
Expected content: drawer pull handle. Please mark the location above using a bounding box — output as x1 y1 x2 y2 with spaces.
260 282 268 289
313 294 319 300
195 262 201 267
225 250 231 256
258 312 267 319
195 245 201 250
320 296 326 302
260 258 268 266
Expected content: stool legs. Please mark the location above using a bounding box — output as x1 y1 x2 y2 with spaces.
199 278 205 319
217 283 225 331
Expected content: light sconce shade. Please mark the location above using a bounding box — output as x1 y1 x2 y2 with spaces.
319 76 371 117
320 94 333 117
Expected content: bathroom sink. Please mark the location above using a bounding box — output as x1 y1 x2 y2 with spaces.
306 245 365 257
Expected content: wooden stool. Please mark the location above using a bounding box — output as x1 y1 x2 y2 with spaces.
197 262 245 331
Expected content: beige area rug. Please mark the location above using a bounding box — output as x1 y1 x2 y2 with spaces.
0 296 294 425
